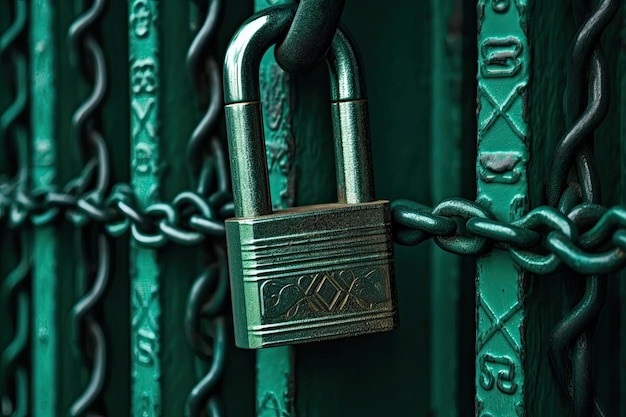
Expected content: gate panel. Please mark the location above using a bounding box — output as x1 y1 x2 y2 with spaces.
527 0 624 416
2 1 626 416
294 2 472 415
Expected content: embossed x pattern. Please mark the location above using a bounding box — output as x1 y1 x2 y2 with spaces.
477 296 522 354
132 283 158 330
479 83 527 140
132 99 156 138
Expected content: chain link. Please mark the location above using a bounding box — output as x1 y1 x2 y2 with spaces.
273 0 346 73
0 1 30 416
392 198 626 276
0 177 232 248
68 1 110 415
547 0 618 414
185 1 229 416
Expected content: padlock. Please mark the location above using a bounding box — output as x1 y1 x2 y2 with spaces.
223 6 398 349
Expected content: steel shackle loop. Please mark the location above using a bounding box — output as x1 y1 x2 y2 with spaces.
224 5 373 218
274 0 346 74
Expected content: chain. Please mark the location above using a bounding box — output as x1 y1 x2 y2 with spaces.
0 0 624 415
393 0 618 414
547 0 618 415
0 0 30 416
0 4 623 262
392 199 626 275
68 1 110 415
273 0 345 73
184 1 229 416
0 166 233 248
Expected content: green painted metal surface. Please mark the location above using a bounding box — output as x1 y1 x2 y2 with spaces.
429 0 464 415
158 2 203 415
525 0 624 415
30 1 58 415
128 0 162 414
475 1 529 415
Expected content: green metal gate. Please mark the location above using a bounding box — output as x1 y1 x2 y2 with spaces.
1 0 625 416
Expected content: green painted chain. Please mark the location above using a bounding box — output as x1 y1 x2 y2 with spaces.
184 0 229 416
4 178 626 276
392 198 626 275
0 166 234 248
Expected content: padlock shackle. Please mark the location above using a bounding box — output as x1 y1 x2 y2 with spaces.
224 5 297 105
326 29 374 204
224 5 367 104
224 6 375 217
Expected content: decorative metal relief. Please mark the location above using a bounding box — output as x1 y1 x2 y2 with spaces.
259 56 296 210
129 0 161 415
475 0 529 416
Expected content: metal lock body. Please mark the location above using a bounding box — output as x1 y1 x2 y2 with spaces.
223 6 398 349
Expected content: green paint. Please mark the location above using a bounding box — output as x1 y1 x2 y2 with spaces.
30 0 58 415
430 0 462 415
254 0 296 415
99 0 132 413
296 2 441 415
475 1 528 415
525 2 571 414
128 0 161 415
158 1 202 414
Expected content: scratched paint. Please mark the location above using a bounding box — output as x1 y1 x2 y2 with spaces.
30 1 59 415
475 0 529 415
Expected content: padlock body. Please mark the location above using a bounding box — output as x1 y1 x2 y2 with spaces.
226 201 397 348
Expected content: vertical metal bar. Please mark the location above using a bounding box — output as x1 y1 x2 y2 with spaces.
253 1 296 416
128 0 162 415
430 0 462 416
30 0 58 415
475 0 529 415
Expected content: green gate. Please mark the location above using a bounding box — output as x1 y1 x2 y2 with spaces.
1 0 625 416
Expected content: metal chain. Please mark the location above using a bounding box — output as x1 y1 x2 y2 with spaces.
547 0 618 415
185 1 229 416
392 199 626 275
274 0 345 73
0 1 30 416
0 2 622 266
68 1 110 415
0 2 623 415
0 168 233 248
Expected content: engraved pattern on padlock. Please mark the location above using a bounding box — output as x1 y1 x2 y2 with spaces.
223 6 398 349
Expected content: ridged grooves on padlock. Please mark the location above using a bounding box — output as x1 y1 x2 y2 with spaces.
226 202 397 348
240 224 390 278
